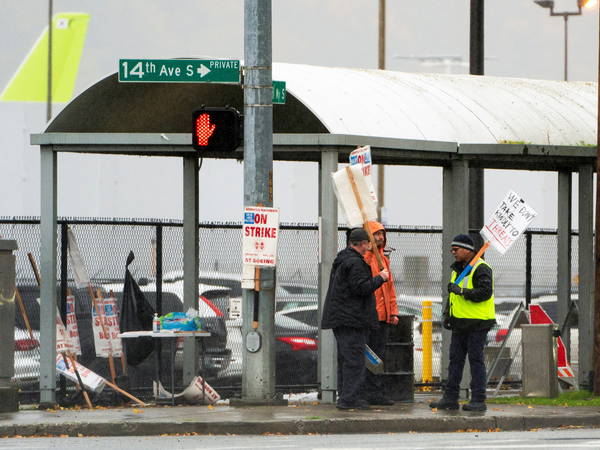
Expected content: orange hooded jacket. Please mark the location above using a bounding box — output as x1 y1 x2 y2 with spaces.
364 221 398 323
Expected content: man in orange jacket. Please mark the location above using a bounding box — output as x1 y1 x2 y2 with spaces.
361 220 399 406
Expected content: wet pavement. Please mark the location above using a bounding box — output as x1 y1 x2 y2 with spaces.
1 394 600 437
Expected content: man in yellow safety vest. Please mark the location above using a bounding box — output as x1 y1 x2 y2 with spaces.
429 234 495 412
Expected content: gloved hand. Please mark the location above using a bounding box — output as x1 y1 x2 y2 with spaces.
443 317 452 330
447 283 463 295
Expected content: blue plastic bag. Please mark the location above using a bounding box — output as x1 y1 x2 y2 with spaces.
160 312 198 331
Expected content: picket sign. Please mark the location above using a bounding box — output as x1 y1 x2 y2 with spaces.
56 354 105 393
480 190 538 255
35 298 80 355
66 227 90 288
153 376 221 404
349 145 378 206
454 190 537 285
91 296 123 357
529 304 576 383
65 295 81 355
331 164 377 228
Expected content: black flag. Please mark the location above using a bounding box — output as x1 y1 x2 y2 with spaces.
119 251 155 366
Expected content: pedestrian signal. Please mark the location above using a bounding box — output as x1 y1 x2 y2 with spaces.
192 106 242 151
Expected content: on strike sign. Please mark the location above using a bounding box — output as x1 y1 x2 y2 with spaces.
242 206 279 266
481 190 537 255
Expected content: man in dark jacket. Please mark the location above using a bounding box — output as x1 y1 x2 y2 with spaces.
321 228 389 410
430 234 495 412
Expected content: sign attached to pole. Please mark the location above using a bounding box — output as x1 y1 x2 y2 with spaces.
119 59 241 83
481 190 538 255
349 145 377 206
242 206 279 267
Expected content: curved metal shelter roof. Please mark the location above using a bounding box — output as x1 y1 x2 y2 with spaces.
47 61 597 146
275 64 597 146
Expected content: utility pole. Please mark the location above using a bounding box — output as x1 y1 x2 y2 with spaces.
238 0 282 405
469 0 484 235
377 0 386 221
593 3 600 395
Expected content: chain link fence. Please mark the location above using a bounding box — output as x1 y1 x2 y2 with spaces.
1 218 575 402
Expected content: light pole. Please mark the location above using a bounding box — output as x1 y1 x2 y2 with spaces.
534 0 597 81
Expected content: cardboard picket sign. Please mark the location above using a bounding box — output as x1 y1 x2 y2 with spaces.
331 164 377 227
67 227 90 288
91 296 123 357
56 354 106 393
349 145 378 206
35 298 80 355
481 190 537 255
454 190 537 285
65 295 81 355
153 376 221 404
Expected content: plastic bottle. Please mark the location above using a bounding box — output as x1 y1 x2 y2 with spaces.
152 313 160 333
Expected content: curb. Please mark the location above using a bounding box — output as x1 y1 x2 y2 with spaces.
2 413 600 437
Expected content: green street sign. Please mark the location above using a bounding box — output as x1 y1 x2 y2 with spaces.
118 59 241 83
272 80 286 104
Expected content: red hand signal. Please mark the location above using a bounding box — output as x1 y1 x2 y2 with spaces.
195 113 216 146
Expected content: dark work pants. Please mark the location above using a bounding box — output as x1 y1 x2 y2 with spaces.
362 321 389 399
333 326 368 406
445 328 489 402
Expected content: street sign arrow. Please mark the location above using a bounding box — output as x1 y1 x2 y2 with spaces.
197 64 211 78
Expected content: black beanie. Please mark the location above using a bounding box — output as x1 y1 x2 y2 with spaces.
451 234 475 251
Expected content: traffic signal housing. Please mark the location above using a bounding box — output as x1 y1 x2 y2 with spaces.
192 106 242 151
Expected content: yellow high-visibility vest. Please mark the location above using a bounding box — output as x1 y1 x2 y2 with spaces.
449 260 495 320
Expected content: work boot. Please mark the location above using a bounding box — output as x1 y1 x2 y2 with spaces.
462 401 487 412
336 399 371 411
429 398 459 410
366 397 394 406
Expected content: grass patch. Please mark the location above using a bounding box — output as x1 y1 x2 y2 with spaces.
488 390 600 407
304 416 322 420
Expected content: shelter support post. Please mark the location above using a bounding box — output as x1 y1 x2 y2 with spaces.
182 155 199 384
557 171 572 354
318 151 338 403
441 159 469 384
40 147 57 406
578 165 594 388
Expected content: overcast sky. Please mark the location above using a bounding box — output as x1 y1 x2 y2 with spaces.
0 0 598 227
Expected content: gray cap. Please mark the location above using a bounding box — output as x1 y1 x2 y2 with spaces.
349 228 369 243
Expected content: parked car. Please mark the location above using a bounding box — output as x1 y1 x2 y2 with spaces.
217 305 318 387
12 327 40 385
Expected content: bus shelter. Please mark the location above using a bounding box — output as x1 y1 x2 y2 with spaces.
32 62 597 404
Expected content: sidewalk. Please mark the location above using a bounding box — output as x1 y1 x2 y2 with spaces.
2 394 600 437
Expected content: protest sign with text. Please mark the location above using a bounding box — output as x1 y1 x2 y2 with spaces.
65 295 81 355
349 145 377 206
56 354 105 393
91 296 123 357
242 206 279 267
481 190 537 255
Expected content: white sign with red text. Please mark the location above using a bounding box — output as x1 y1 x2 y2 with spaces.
349 145 377 206
91 296 123 357
480 190 537 255
242 206 279 267
65 295 81 355
56 354 106 393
